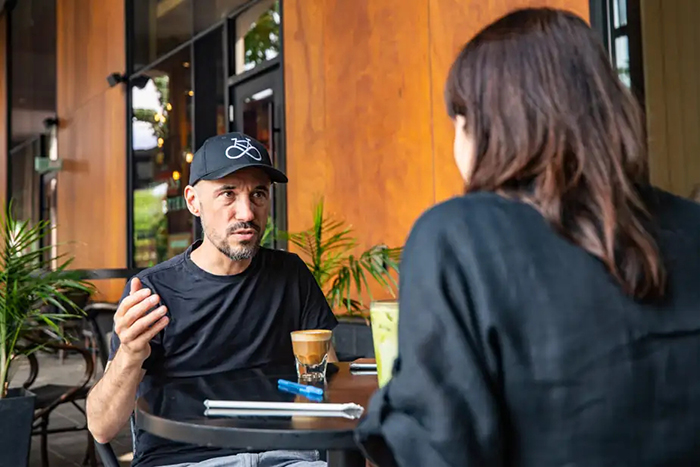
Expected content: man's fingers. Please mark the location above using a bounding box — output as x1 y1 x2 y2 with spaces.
130 277 143 295
114 288 152 319
120 306 168 342
130 316 169 348
120 294 161 329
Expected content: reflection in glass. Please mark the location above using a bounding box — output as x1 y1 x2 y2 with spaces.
235 0 280 74
615 36 631 88
9 141 42 225
131 49 193 267
194 0 249 34
194 27 227 146
9 0 56 149
131 0 193 71
236 85 279 242
613 0 627 28
242 88 274 159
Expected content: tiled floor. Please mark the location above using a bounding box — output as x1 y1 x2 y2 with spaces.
10 352 133 467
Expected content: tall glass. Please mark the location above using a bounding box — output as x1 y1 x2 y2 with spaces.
370 300 399 387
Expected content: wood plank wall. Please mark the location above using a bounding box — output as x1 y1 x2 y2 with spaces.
56 0 127 301
642 0 700 198
0 12 6 212
283 0 589 266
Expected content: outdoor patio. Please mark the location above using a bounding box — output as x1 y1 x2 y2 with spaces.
13 352 132 467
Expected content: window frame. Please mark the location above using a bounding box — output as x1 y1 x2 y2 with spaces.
590 0 645 106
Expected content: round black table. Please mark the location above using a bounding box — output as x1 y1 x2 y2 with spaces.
135 362 377 467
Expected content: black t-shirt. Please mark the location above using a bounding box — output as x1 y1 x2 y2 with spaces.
108 241 337 467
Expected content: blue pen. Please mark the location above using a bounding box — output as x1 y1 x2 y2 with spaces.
277 384 324 402
277 379 324 396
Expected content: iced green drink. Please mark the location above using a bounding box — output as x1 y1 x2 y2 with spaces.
370 300 399 387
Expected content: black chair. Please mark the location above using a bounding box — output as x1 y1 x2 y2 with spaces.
23 336 97 467
84 302 118 370
94 441 120 467
18 290 98 467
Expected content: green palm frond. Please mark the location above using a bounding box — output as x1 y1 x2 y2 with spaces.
0 201 94 397
277 197 402 316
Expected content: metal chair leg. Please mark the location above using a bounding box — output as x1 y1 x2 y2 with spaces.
40 414 50 467
82 430 97 467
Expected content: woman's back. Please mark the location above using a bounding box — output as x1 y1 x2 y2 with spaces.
357 190 700 467
355 7 700 466
456 190 700 466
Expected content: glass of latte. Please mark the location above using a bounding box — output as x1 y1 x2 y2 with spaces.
290 330 333 383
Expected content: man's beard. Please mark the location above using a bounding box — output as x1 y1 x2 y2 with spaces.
201 218 261 261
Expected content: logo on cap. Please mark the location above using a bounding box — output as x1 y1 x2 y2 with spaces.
225 137 262 161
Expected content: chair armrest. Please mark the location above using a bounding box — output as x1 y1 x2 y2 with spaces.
21 353 39 389
84 302 118 315
94 441 121 467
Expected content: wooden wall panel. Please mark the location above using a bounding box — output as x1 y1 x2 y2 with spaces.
0 13 6 213
282 0 330 232
57 0 126 116
56 0 127 301
642 0 700 197
641 0 671 190
429 0 590 202
285 0 590 251
284 0 435 251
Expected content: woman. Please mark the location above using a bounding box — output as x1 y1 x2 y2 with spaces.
355 8 700 467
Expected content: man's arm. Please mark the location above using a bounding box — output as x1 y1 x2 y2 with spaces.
87 355 146 443
86 278 169 443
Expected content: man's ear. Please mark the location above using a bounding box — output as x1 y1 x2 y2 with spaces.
184 185 200 217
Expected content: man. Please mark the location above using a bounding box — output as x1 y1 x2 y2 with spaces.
86 132 338 467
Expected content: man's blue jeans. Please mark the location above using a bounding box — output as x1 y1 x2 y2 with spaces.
161 450 325 467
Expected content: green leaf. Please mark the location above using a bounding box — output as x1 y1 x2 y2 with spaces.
274 196 403 316
0 200 95 397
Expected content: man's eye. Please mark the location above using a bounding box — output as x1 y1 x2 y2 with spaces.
221 191 234 199
253 191 268 199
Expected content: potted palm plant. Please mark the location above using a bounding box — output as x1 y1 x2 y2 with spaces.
276 198 402 358
0 203 93 466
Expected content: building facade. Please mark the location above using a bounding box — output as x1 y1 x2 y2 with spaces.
6 0 693 302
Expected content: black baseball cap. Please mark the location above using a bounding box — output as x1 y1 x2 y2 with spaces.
188 132 288 186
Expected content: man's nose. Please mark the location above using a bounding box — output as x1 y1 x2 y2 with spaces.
234 198 255 222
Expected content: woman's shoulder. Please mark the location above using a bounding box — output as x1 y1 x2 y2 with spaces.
411 192 542 239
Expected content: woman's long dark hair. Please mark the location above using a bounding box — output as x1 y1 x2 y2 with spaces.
445 8 666 300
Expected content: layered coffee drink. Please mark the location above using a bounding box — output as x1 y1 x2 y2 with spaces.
291 330 332 382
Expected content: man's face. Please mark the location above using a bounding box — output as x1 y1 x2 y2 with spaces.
185 168 271 261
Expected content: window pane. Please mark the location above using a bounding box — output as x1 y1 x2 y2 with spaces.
132 0 193 71
241 88 274 156
194 27 227 147
613 0 627 28
9 141 42 225
194 0 249 34
10 0 56 149
232 82 280 240
615 35 631 88
234 0 280 74
131 49 193 267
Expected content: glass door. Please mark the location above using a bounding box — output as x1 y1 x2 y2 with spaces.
230 68 286 243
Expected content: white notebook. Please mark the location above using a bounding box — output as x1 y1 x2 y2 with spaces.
203 400 365 420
